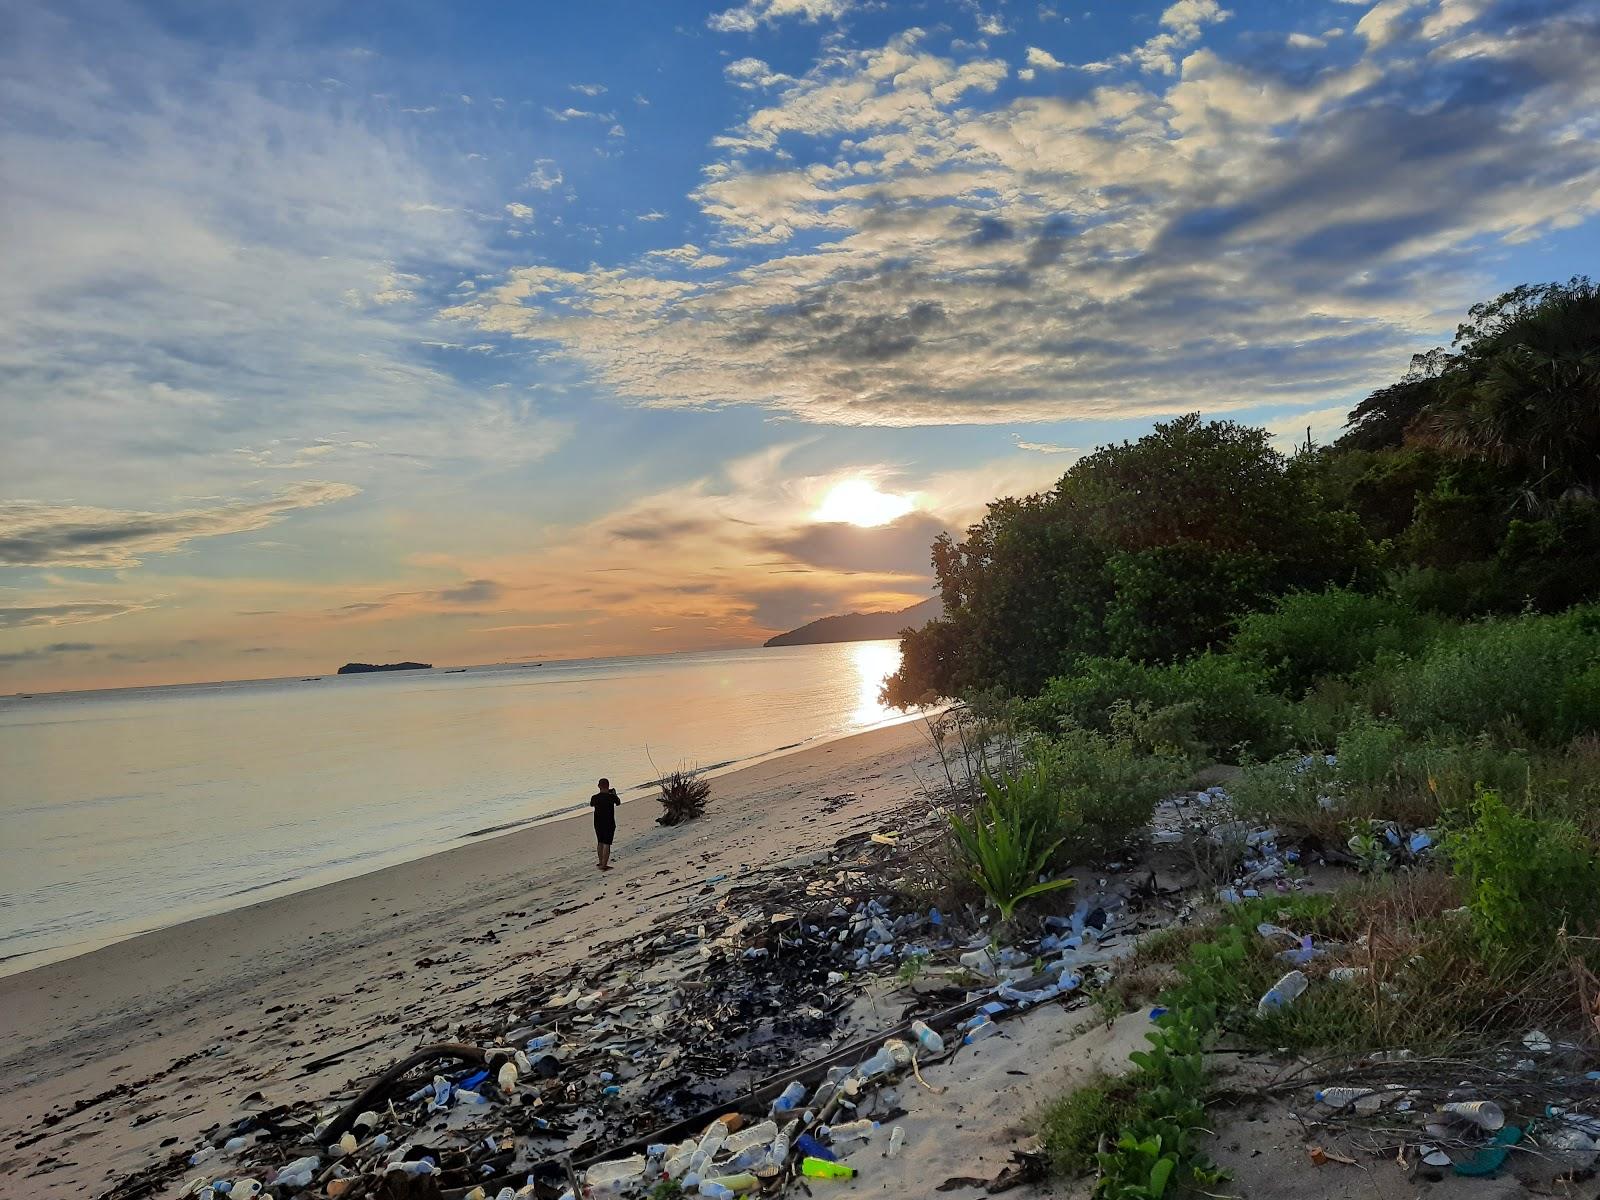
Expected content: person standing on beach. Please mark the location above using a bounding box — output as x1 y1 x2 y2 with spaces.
590 778 621 871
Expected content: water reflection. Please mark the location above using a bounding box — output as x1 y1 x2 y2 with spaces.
850 640 902 727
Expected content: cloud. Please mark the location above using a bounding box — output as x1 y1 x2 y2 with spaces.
523 160 564 190
571 82 607 96
1025 46 1067 70
1014 438 1081 455
0 641 99 668
505 202 534 220
726 57 794 89
708 0 854 34
546 106 613 122
0 600 154 629
762 512 949 576
447 2 1600 428
0 483 360 569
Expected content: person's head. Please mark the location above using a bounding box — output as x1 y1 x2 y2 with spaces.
598 777 610 791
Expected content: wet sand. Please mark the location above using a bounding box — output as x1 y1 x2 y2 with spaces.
0 720 941 1196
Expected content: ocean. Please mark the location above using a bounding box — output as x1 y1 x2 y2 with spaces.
0 640 910 976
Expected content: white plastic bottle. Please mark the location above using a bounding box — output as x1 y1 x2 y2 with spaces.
910 1020 945 1055
887 1126 906 1158
825 1119 878 1144
1256 970 1308 1014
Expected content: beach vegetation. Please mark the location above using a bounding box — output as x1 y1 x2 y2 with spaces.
946 764 1075 921
654 769 711 826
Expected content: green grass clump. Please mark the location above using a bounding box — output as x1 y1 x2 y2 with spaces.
1040 1075 1138 1177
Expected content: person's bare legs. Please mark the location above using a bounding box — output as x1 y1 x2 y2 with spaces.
598 842 612 871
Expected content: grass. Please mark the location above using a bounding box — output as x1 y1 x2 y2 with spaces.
654 769 710 826
1040 1075 1138 1177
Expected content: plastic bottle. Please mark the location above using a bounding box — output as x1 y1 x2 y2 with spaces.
1256 970 1308 1014
772 1082 806 1113
795 1134 835 1162
698 1184 734 1200
824 1119 878 1145
910 1020 945 1055
705 1173 757 1193
722 1120 777 1156
1314 1087 1374 1109
887 1126 905 1158
959 948 995 974
526 1032 559 1051
585 1156 646 1192
1442 1101 1505 1131
801 1158 856 1180
963 1017 1001 1043
231 1182 263 1199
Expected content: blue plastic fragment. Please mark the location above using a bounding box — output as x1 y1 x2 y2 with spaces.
1148 1006 1168 1021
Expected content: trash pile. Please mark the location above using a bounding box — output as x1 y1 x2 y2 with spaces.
1293 1036 1600 1182
115 818 1148 1200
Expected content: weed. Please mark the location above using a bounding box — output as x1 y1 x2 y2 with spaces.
654 769 711 826
947 765 1076 920
1040 1075 1138 1177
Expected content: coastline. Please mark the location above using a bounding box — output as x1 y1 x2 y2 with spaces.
0 703 932 981
0 718 941 1197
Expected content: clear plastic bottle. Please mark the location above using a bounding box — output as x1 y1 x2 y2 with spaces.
1314 1087 1373 1109
722 1120 777 1156
772 1082 806 1113
910 1020 945 1055
824 1119 878 1144
887 1126 905 1158
1256 970 1308 1014
964 1017 1001 1043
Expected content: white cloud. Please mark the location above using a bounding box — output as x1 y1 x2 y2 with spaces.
1025 46 1067 70
0 484 361 569
1287 31 1325 48
726 57 793 89
708 0 853 33
571 82 607 96
1014 438 1081 455
505 201 534 220
447 5 1600 429
523 160 564 191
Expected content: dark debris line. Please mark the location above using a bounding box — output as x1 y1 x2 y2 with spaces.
89 802 1153 1200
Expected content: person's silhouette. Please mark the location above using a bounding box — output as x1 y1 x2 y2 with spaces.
590 777 621 871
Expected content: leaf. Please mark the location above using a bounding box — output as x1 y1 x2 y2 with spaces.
1147 1155 1176 1197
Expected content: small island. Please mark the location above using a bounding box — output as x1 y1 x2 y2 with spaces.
336 661 432 675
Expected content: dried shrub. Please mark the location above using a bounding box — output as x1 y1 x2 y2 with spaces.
655 770 710 826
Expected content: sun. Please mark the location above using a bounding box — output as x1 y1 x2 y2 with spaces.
814 479 915 527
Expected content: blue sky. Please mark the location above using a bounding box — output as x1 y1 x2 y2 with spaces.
1 0 1597 689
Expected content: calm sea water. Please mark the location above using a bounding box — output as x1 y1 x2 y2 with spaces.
0 641 908 976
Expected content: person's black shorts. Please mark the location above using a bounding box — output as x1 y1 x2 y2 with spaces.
594 823 615 845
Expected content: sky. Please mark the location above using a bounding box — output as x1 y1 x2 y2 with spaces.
1 0 1597 692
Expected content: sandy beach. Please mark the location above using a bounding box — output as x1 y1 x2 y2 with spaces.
0 720 944 1197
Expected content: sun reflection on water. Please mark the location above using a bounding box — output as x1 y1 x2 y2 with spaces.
850 640 902 727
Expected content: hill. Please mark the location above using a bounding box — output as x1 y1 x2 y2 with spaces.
763 597 941 648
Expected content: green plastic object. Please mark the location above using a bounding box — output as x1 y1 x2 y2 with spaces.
1453 1125 1523 1177
802 1156 857 1179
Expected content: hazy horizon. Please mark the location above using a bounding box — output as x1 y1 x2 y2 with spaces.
4 0 1597 691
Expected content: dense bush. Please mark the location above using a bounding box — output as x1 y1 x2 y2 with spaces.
1388 609 1600 742
1029 653 1291 761
1450 790 1600 954
1036 730 1187 863
1231 587 1439 697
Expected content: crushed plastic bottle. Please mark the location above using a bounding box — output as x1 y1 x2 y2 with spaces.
958 948 995 974
722 1121 778 1156
963 1017 1001 1043
1256 969 1308 1014
1327 966 1369 984
887 1126 905 1158
586 1155 647 1193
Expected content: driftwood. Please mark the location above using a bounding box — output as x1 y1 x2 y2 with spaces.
320 1043 490 1147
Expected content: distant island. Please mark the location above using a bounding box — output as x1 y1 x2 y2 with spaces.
336 661 432 675
764 597 941 648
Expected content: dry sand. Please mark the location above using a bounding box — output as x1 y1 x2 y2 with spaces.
0 720 946 1197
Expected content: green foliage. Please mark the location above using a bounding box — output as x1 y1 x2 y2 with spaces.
1389 608 1600 742
1040 1076 1136 1177
649 1181 684 1200
1232 587 1439 697
1449 790 1600 953
883 414 1373 705
1030 653 1291 761
1035 729 1188 863
947 764 1075 920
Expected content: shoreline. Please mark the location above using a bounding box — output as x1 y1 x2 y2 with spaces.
0 718 941 1197
0 705 933 981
